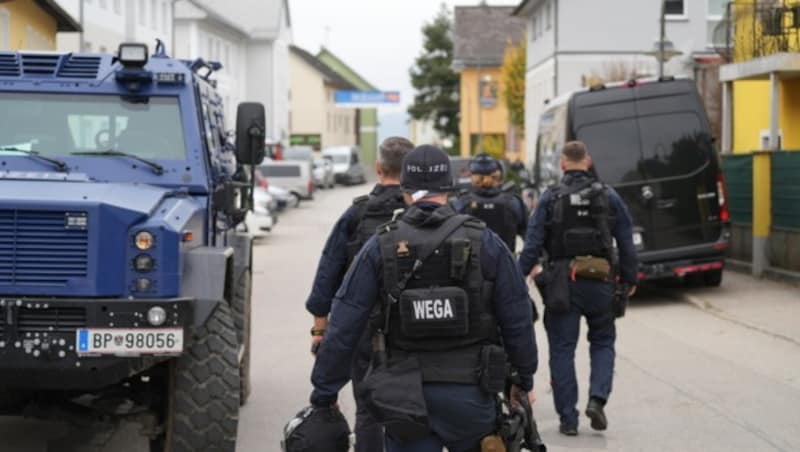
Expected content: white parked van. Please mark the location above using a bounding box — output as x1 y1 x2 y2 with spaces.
322 146 366 185
258 160 314 201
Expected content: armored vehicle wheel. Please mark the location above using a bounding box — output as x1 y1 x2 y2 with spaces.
151 302 240 452
232 269 253 405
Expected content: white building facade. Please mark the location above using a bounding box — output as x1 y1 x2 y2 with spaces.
56 0 174 54
513 0 727 164
175 0 292 141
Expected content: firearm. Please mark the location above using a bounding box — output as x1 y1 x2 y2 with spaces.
499 375 547 452
613 282 629 318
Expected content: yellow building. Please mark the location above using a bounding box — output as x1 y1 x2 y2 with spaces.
0 0 79 51
453 5 526 160
720 0 800 275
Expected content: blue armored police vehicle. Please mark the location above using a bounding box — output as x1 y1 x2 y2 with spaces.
0 42 264 451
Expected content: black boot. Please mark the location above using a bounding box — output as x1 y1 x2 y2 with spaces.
585 397 608 431
559 423 578 436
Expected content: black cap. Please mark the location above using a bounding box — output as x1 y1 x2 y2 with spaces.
400 145 453 193
469 153 502 175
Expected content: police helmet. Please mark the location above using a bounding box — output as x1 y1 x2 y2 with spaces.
281 406 351 452
469 153 503 176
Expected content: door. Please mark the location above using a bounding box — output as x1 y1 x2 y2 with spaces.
636 111 722 251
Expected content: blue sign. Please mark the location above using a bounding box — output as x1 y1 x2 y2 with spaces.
334 90 401 106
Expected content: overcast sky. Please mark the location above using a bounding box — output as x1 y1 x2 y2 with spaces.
290 0 519 112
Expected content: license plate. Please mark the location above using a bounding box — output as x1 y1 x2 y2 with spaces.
76 328 184 356
633 232 643 246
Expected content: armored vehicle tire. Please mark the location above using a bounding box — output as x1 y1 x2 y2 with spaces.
154 302 240 452
232 269 253 405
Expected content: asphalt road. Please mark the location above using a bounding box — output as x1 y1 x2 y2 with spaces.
2 184 799 452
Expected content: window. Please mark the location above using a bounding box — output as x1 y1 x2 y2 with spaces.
530 15 538 41
545 1 552 30
708 0 727 18
98 0 107 9
139 0 146 26
113 0 122 15
224 44 230 69
0 9 9 51
151 0 157 29
665 0 685 17
207 37 213 59
258 165 302 178
576 119 641 184
0 93 187 161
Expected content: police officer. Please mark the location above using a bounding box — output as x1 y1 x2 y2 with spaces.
305 136 414 451
518 141 638 436
453 153 529 252
310 145 538 452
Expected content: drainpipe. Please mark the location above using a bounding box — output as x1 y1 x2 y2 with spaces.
79 0 84 52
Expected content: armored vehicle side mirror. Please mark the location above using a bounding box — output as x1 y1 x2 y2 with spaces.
236 102 266 165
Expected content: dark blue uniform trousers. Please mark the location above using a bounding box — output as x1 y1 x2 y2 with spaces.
351 329 385 452
543 279 616 427
385 384 495 452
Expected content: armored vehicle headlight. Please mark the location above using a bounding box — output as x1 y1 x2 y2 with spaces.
147 306 167 326
134 254 154 273
135 278 152 292
135 231 154 250
118 43 148 68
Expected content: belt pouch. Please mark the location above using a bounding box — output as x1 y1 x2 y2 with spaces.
358 356 431 442
479 345 508 394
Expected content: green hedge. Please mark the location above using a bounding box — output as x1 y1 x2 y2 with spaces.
722 155 753 225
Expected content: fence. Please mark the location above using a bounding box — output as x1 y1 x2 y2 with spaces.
717 1 800 63
722 151 800 272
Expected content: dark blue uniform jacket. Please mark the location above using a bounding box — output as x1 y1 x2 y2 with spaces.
310 203 538 407
305 184 395 317
518 171 639 286
452 187 529 240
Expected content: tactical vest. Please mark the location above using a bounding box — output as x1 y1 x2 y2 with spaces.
460 188 518 251
546 176 613 261
378 210 499 385
346 186 406 265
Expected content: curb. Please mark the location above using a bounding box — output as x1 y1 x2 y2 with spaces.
725 259 800 287
679 291 800 346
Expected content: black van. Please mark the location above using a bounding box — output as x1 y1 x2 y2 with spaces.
534 78 731 286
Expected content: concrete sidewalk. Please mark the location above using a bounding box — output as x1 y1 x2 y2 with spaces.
680 270 800 345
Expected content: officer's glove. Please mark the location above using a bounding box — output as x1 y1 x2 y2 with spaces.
510 385 536 410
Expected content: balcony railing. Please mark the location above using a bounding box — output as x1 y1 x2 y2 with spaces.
715 1 800 62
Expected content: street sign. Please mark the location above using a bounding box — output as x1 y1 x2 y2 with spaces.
334 90 400 108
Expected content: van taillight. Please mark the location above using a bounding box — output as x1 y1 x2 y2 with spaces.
717 174 730 222
259 180 268 189
308 180 314 193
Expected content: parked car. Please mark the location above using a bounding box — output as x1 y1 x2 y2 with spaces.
269 184 300 209
258 159 314 201
284 145 315 164
534 77 731 286
313 157 335 189
323 146 367 185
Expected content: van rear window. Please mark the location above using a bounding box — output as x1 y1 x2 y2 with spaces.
638 113 711 180
576 113 712 184
258 165 301 178
576 119 642 184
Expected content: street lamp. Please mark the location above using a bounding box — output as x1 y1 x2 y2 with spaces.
644 0 684 78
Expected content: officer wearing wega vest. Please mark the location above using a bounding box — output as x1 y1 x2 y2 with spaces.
310 145 538 452
305 137 413 451
454 153 529 252
519 141 638 437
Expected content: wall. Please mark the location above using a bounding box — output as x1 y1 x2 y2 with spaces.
459 66 509 157
289 52 325 139
56 0 172 54
0 1 58 50
323 84 357 148
732 79 800 154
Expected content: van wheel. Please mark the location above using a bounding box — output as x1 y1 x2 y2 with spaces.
151 303 240 452
232 269 252 405
703 269 723 287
